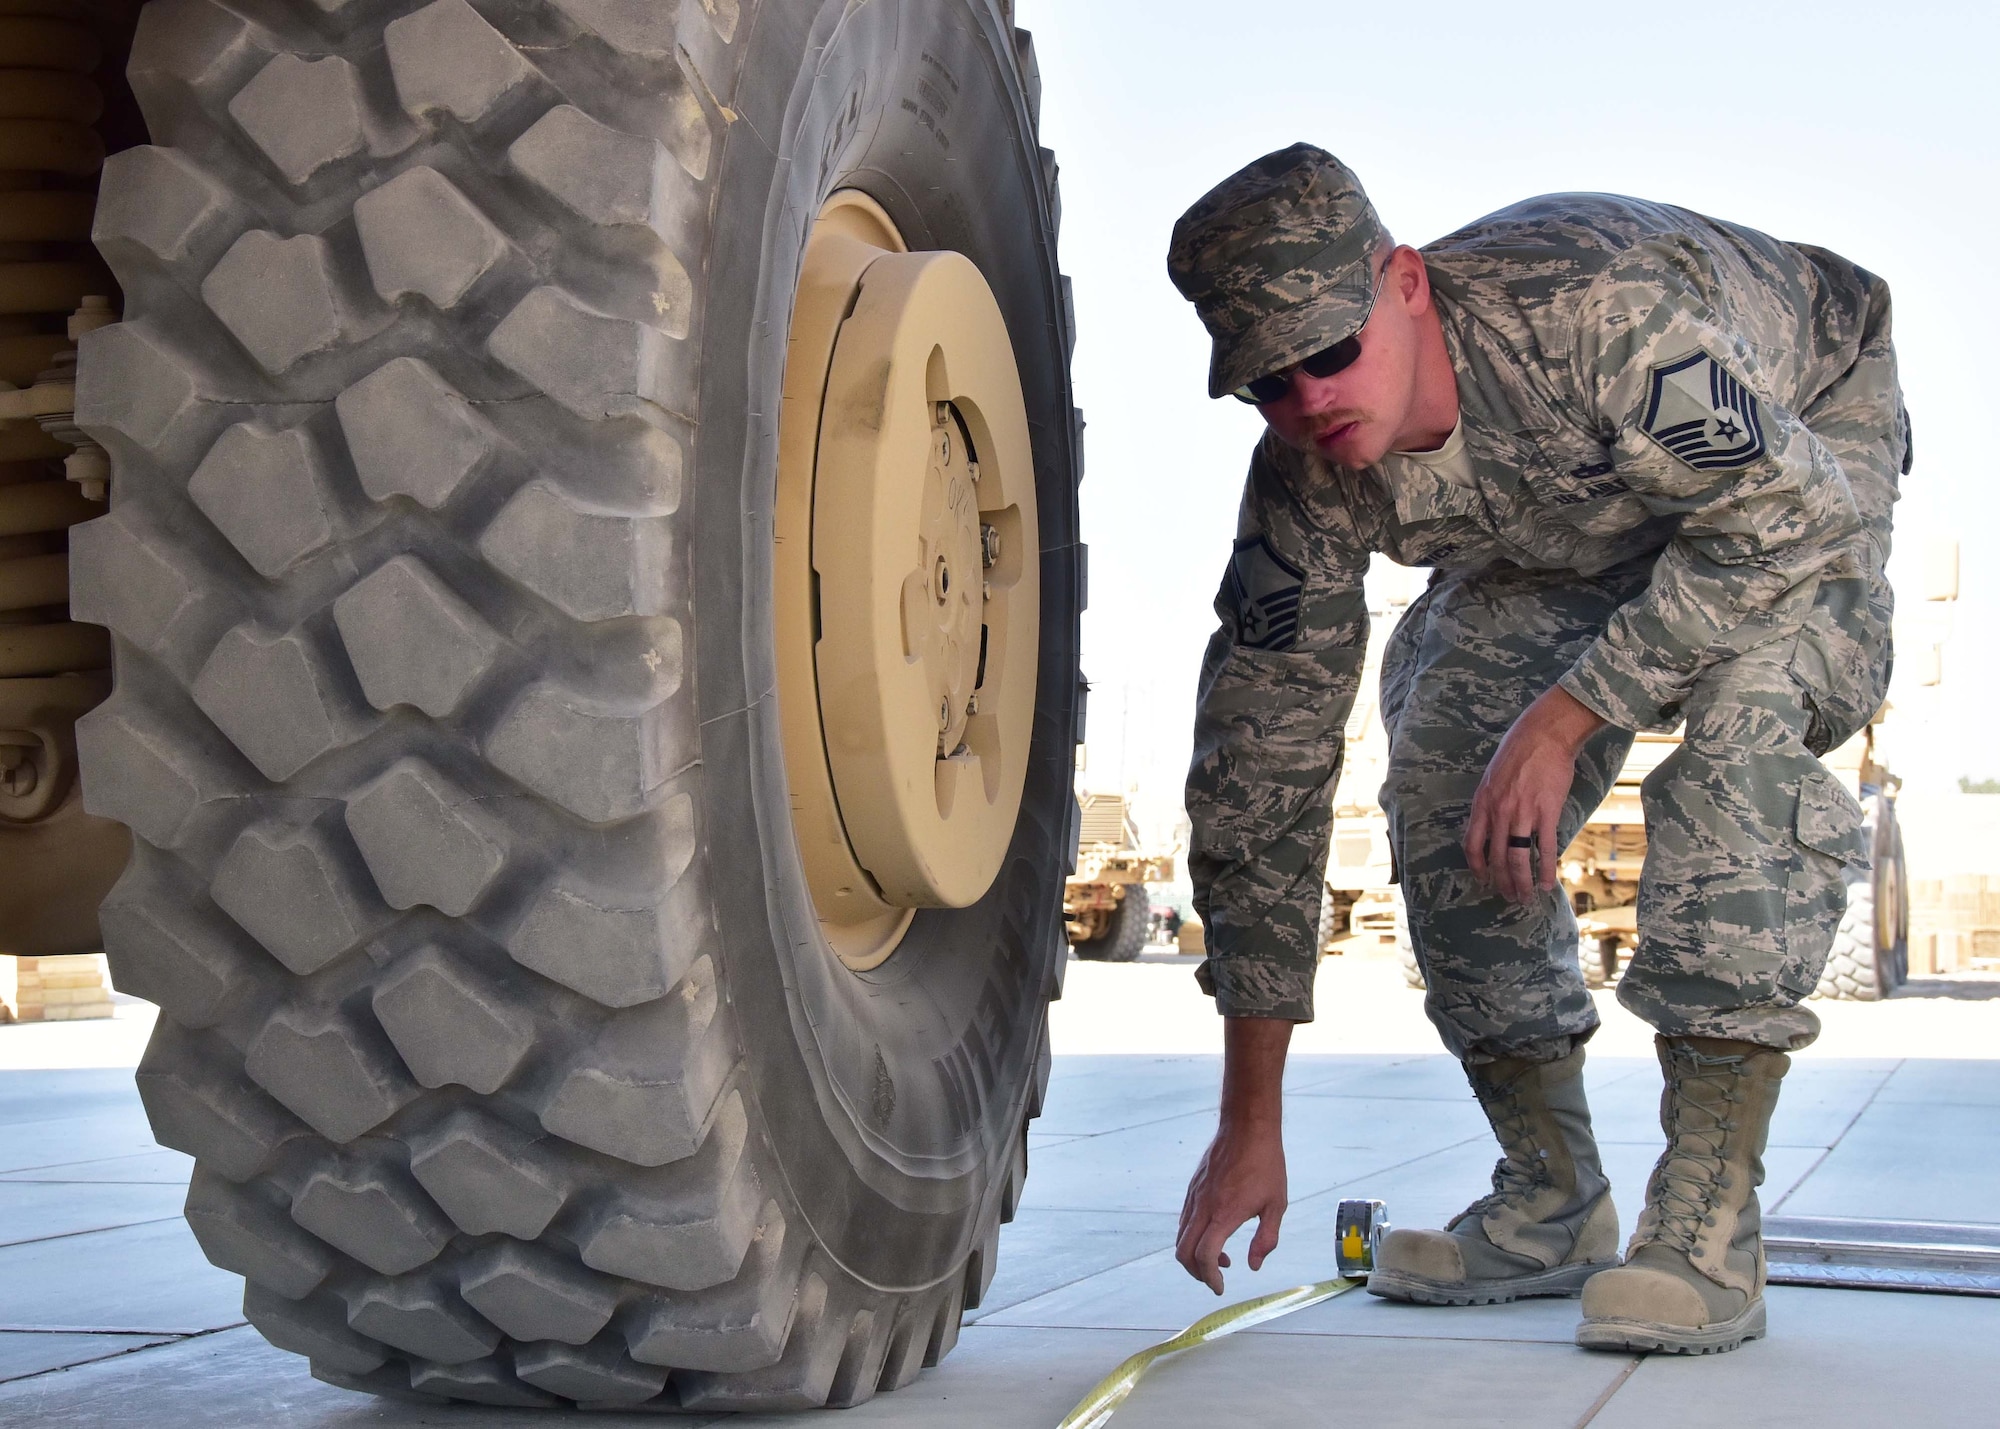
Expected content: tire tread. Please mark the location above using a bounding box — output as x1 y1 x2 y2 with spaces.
78 0 1067 1409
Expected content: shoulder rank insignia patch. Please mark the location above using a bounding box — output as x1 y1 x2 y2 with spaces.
1225 533 1306 651
1639 350 1767 471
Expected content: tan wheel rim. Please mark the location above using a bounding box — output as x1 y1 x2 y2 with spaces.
775 192 1039 970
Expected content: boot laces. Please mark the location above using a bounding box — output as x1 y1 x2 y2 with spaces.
1461 1074 1553 1220
1648 1047 1744 1252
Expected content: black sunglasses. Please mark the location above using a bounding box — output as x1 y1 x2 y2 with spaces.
1232 332 1363 405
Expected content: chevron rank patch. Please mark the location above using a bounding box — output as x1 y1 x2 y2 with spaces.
1224 533 1305 651
1640 350 1767 471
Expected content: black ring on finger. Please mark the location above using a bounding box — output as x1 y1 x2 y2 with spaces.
1506 835 1535 850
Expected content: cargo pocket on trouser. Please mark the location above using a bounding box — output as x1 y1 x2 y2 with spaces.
1790 561 1894 757
1625 743 1856 1040
1779 768 1869 995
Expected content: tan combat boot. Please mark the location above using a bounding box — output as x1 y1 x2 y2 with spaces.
1369 1046 1620 1305
1576 1036 1788 1354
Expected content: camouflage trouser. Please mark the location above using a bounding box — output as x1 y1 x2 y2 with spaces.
1381 457 1900 1059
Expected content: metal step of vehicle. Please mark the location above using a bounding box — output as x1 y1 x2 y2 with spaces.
1765 1216 2000 1297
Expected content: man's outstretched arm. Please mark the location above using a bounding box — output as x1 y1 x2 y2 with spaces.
1175 1016 1294 1293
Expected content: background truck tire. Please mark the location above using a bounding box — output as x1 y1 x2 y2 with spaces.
72 0 1080 1410
1814 794 1908 1002
1317 885 1353 954
1394 891 1424 990
1074 883 1147 963
1582 936 1621 990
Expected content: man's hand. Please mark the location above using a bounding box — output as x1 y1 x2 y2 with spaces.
1176 1018 1293 1294
1465 685 1608 903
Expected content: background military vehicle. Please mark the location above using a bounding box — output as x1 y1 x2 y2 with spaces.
1063 787 1173 962
1559 543 1957 1001
1322 555 1940 1003
1318 562 1423 951
1563 722 1909 997
0 0 1082 1410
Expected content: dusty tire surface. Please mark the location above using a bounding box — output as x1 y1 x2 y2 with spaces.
1581 936 1620 990
74 0 1079 1410
1394 892 1424 990
1072 883 1146 963
1813 795 1905 1002
1317 886 1352 953
1072 884 1152 964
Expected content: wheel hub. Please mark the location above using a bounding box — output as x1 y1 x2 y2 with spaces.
775 193 1039 969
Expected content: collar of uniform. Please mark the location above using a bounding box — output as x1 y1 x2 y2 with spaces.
1367 299 1479 525
1431 286 1557 442
1379 437 1478 524
1423 288 1563 505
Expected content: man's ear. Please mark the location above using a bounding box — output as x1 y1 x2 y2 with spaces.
1393 245 1432 313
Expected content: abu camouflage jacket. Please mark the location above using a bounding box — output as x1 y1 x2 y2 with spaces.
1187 193 1905 1020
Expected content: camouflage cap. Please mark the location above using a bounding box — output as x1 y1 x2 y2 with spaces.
1167 144 1387 399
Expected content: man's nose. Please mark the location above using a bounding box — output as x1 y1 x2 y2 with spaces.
1290 369 1343 412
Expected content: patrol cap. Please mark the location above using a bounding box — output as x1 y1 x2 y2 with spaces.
1167 144 1388 400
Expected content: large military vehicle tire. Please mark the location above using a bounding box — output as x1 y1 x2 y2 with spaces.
72 0 1079 1411
1317 885 1354 954
1074 883 1148 963
1394 892 1424 990
1582 936 1621 990
1814 794 1908 1002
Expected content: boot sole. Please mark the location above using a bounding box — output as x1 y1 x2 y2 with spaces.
1575 1298 1767 1354
1367 1259 1616 1307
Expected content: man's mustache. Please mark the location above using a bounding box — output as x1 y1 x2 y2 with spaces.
1305 412 1365 441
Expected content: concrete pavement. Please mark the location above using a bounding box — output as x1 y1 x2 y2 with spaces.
1 947 1995 1427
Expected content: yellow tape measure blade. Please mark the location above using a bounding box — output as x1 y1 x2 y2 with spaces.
1054 1277 1364 1429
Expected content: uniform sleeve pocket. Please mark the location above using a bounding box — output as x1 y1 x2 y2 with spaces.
1794 769 1866 867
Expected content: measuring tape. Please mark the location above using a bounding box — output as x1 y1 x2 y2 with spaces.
1054 1276 1364 1429
1054 1199 1391 1429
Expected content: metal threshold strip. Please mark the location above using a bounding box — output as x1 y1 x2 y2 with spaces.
1764 1216 2000 1297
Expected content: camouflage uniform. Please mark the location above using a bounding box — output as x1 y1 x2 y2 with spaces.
1170 147 1906 1057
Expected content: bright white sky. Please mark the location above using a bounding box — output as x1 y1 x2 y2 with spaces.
1017 0 1998 814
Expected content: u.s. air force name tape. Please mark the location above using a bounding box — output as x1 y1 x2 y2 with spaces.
1054 1276 1365 1429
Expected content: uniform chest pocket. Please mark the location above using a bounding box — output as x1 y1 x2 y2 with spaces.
1377 468 1491 570
1384 520 1490 571
1527 444 1648 536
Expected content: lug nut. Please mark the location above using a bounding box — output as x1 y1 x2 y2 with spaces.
0 746 36 799
981 524 1001 567
939 697 952 730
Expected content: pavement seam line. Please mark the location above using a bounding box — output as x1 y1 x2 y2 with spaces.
1283 1054 1435 1094
967 1236 1186 1323
1569 1354 1643 1427
0 1322 246 1387
0 1151 183 1178
1288 1130 1494 1208
0 1324 235 1335
1769 1057 1901 1215
0 1215 183 1252
0 1178 188 1186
